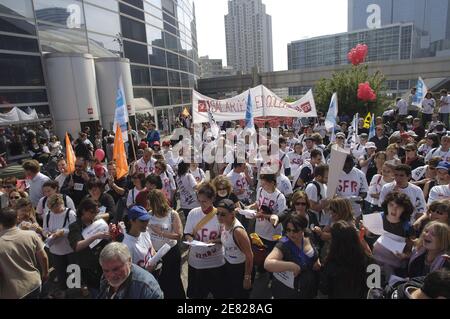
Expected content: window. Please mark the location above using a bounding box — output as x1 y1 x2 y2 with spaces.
180 72 189 87
146 0 161 10
34 0 85 29
179 56 188 71
170 89 181 104
164 22 177 35
0 16 36 35
38 23 89 53
161 0 175 15
87 32 121 57
166 51 179 69
148 46 166 67
182 89 191 103
0 89 47 104
168 70 180 87
0 0 34 19
0 34 39 52
123 40 148 64
84 0 118 11
133 87 152 101
85 4 120 36
121 16 146 42
146 24 164 47
130 65 150 86
151 68 168 86
145 13 163 29
152 88 169 106
119 2 144 20
0 53 45 86
162 12 175 26
165 32 178 51
122 0 144 10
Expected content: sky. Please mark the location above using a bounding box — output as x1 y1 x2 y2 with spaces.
194 0 348 71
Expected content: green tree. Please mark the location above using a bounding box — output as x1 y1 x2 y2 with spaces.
315 64 389 117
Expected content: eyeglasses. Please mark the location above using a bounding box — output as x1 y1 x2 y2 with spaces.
9 196 20 200
295 202 307 206
285 228 301 233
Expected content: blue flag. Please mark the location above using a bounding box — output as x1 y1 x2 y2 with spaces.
244 91 255 134
368 113 376 140
412 77 428 107
325 93 338 132
113 76 129 142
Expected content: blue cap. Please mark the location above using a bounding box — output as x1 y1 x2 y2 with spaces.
128 205 150 221
436 161 450 171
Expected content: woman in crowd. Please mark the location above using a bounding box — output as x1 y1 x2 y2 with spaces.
36 180 75 222
15 198 42 235
215 199 253 298
407 221 450 278
372 192 415 280
320 221 371 299
176 161 199 220
184 182 226 299
43 194 77 298
190 162 206 183
153 160 176 207
418 133 440 157
288 191 319 229
126 173 146 208
423 159 448 201
414 200 450 234
366 162 395 213
85 179 116 222
8 189 28 208
264 214 320 299
212 175 240 207
68 198 111 297
147 189 185 299
385 143 401 165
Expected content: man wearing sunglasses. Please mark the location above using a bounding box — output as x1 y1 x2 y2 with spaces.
428 162 450 205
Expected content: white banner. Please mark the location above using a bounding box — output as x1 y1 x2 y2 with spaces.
193 85 317 124
326 145 350 199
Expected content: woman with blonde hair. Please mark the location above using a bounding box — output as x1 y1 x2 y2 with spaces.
385 144 401 165
147 189 185 299
15 198 42 235
407 221 450 278
212 175 239 207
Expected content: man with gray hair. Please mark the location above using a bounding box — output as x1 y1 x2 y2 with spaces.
97 242 163 299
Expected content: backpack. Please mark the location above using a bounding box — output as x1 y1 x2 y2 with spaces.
306 181 322 201
45 207 72 229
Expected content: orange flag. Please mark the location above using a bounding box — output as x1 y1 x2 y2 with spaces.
65 132 76 174
113 124 128 179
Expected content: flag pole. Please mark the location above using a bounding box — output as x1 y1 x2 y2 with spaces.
129 125 137 163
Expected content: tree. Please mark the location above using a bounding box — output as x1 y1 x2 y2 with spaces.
315 64 389 117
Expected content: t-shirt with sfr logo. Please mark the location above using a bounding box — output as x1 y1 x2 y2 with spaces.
184 207 225 269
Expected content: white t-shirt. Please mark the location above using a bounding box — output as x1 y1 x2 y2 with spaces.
287 151 304 175
425 147 450 162
135 157 157 176
422 98 436 114
177 174 199 209
43 208 77 256
255 187 286 241
305 180 329 226
336 168 368 217
351 144 367 160
380 182 427 218
55 174 67 190
314 124 327 138
122 232 153 268
190 168 206 183
287 137 299 149
36 194 76 219
418 144 432 157
440 95 450 114
411 165 428 182
279 150 291 172
428 184 450 204
221 219 246 264
126 187 142 208
366 174 390 207
160 171 176 198
184 207 225 269
277 174 293 197
397 99 408 115
227 170 251 201
148 211 177 251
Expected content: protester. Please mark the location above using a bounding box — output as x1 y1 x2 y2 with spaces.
177 161 199 220
22 159 50 207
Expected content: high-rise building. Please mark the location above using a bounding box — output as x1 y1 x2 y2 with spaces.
348 0 450 58
225 0 273 73
199 56 235 78
0 0 199 136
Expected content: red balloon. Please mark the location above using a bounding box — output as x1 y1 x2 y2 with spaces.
357 82 377 102
94 148 105 161
348 44 368 66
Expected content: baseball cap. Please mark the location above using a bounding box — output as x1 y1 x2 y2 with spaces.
216 199 235 212
336 132 346 138
359 133 368 139
128 205 150 221
365 142 377 150
436 161 450 171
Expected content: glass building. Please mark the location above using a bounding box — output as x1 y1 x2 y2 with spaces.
348 0 450 58
0 0 199 131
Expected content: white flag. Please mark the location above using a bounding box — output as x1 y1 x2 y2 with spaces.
113 76 129 142
325 93 338 132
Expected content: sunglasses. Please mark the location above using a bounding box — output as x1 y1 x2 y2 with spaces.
10 196 20 200
295 202 307 206
285 228 301 233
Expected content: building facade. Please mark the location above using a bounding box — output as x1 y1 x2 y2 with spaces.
199 55 235 78
0 0 199 135
348 0 450 58
225 0 273 73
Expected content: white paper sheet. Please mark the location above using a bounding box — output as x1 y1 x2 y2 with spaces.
238 209 257 219
326 145 350 199
183 240 215 247
376 233 406 254
363 213 385 236
273 271 295 289
145 243 171 267
82 219 109 249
